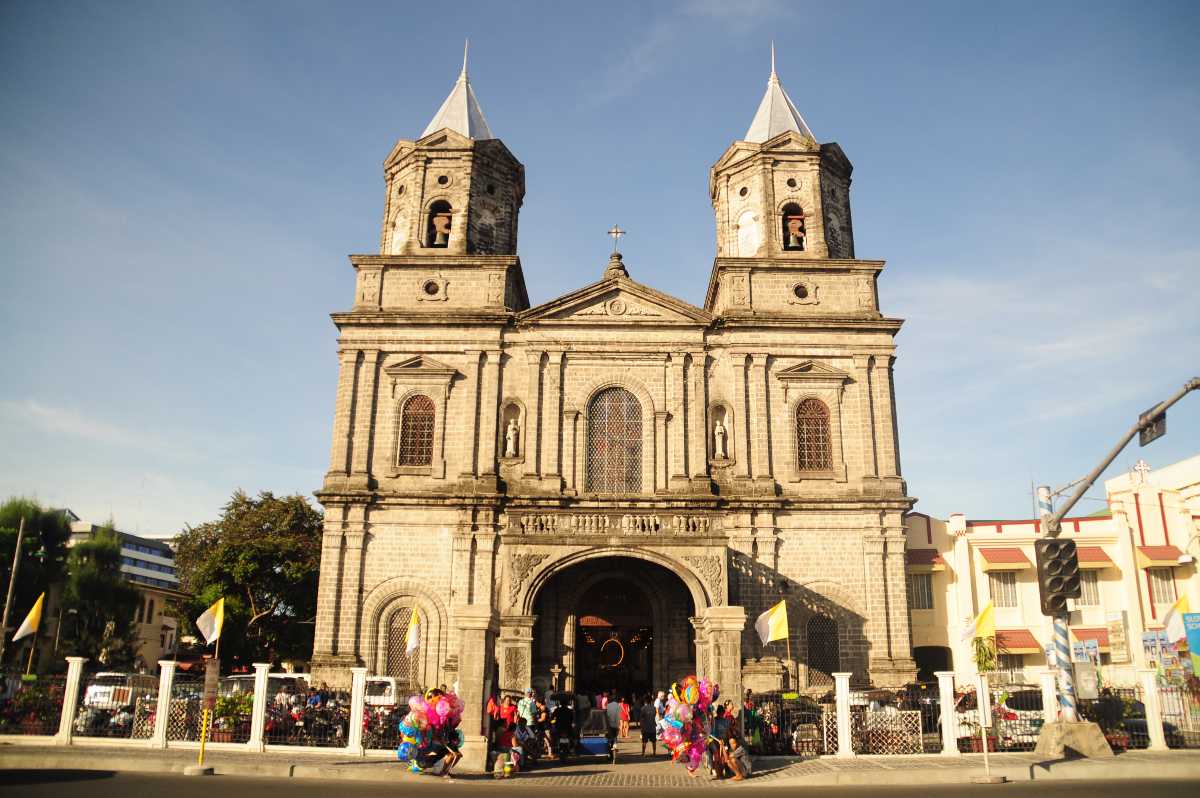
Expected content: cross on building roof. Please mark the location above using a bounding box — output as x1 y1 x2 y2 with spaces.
607 225 625 253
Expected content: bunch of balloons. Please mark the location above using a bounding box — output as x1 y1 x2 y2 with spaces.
395 689 465 769
658 676 715 771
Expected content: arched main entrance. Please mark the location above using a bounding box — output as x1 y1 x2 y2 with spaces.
530 556 696 697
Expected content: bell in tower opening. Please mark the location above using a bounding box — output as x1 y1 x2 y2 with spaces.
782 204 806 251
428 200 452 248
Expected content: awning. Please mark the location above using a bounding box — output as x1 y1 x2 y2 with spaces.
980 547 1032 571
997 629 1041 654
1071 627 1111 652
1076 546 1115 570
905 549 946 572
1135 545 1184 569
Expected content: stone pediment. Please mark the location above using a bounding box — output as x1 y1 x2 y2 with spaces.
519 280 712 325
383 354 459 381
775 360 851 384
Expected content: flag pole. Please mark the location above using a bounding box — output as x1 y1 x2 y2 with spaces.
25 639 35 675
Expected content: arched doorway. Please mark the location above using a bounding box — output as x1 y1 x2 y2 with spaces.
530 556 696 697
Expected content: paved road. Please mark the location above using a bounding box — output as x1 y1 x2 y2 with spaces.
1 771 1197 796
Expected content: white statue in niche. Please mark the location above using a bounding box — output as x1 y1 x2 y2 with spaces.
713 419 728 460
504 418 519 458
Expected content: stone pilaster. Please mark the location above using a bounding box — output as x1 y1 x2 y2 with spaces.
732 353 751 480
748 353 772 489
872 356 902 486
655 410 669 492
457 350 482 480
334 508 367 663
497 614 537 695
312 522 345 659
479 351 501 476
852 355 878 483
542 351 564 488
349 349 379 479
524 350 543 478
696 606 747 707
669 352 689 489
563 409 580 494
688 351 709 484
452 605 498 773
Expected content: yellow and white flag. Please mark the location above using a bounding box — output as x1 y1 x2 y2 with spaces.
11 593 44 642
1164 595 1190 643
405 608 421 654
754 599 789 645
195 597 225 645
961 600 995 642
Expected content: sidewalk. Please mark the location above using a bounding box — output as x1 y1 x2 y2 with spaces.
1 741 1199 788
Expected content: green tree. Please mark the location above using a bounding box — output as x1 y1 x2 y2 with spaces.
173 490 322 668
61 524 141 667
0 498 71 661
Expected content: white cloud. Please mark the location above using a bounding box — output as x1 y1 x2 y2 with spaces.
0 398 160 451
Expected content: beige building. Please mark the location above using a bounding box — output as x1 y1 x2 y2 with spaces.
312 54 916 763
904 455 1200 685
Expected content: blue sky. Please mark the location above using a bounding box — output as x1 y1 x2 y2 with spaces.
1 1 1197 535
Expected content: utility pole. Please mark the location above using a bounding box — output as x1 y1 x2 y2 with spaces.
1037 377 1198 740
0 516 27 665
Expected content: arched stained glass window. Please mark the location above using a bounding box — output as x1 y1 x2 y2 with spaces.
807 614 839 688
586 387 642 493
398 394 435 466
795 398 832 471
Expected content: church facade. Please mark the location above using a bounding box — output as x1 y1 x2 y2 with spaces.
312 54 916 763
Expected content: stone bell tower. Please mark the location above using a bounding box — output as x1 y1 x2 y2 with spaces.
378 47 525 257
710 51 854 260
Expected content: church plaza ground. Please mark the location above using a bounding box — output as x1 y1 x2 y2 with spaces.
1 743 1198 789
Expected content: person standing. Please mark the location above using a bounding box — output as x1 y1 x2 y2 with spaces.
618 695 631 739
639 694 658 756
604 693 623 764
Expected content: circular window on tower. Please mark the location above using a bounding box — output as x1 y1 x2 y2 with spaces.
738 186 749 197
418 277 448 301
436 175 449 186
789 280 819 306
397 184 406 196
423 280 440 296
486 184 497 196
786 178 798 189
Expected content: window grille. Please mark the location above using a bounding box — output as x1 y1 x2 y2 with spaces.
806 614 839 687
795 398 832 471
397 394 435 466
585 387 642 493
989 571 1018 608
907 573 934 610
1077 571 1100 606
1148 568 1176 604
385 606 421 692
997 653 1024 678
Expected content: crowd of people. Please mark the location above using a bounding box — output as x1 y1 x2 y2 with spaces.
482 680 753 780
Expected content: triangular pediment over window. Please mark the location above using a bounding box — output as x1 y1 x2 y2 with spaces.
775 360 851 384
519 279 712 326
383 355 459 381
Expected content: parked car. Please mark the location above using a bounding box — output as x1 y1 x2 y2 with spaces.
83 673 157 710
945 687 1045 750
364 677 398 707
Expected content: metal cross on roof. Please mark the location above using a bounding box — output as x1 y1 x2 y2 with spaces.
607 225 625 253
1132 458 1151 485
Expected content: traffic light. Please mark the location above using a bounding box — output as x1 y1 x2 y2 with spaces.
1034 538 1082 615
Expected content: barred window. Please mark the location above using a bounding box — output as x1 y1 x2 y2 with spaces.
806 614 839 687
397 394 435 466
1077 571 1100 607
385 606 421 691
997 653 1024 678
1148 568 1176 604
989 571 1018 608
907 573 934 610
795 398 832 471
586 387 642 493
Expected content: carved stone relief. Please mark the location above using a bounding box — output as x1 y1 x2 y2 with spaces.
683 554 724 604
507 552 549 607
502 647 529 691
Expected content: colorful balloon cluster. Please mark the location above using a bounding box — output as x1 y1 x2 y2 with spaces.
396 689 465 769
659 676 716 771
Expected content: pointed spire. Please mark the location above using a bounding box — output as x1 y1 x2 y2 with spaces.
744 44 814 144
421 40 494 140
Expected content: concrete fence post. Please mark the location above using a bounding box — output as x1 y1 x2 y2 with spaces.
54 656 87 745
1038 668 1058 727
150 660 176 748
935 670 959 756
833 672 855 758
1138 668 1168 751
247 662 271 752
347 667 367 756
